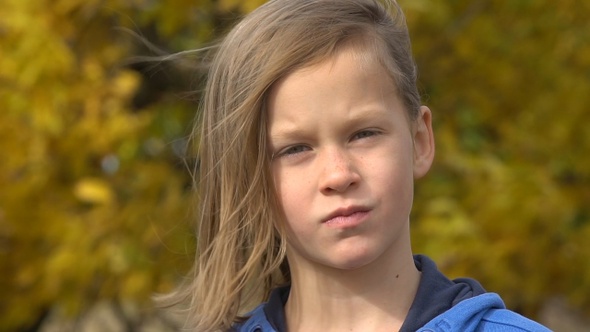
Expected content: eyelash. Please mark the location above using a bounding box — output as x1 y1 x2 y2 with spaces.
273 129 382 159
274 145 310 159
352 129 380 140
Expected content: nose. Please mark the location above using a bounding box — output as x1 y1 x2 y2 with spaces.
319 148 360 194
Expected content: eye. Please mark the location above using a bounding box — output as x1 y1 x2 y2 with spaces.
274 144 311 159
352 129 380 141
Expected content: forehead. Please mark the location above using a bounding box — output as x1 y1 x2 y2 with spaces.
266 46 406 134
269 42 397 104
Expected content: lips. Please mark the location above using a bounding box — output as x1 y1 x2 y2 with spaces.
322 206 371 227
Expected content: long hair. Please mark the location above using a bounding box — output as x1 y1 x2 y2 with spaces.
158 0 421 330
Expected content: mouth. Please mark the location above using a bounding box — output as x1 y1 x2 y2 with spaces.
323 206 371 227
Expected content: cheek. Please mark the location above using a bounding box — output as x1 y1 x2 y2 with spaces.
273 168 305 218
369 147 415 198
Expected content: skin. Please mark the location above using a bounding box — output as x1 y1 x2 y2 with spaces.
267 45 435 332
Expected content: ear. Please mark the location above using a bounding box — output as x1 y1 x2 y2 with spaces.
413 106 435 179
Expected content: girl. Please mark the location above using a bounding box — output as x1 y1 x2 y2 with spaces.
161 0 551 331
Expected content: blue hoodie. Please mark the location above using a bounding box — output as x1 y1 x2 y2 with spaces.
418 293 550 331
233 255 550 331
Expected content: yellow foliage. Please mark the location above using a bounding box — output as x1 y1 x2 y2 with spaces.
0 0 197 329
74 178 115 205
218 0 267 12
405 0 590 318
1 0 589 329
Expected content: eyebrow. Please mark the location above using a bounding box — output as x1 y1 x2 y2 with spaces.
267 124 310 145
267 105 394 142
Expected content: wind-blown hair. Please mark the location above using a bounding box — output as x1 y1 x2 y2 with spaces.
159 0 421 330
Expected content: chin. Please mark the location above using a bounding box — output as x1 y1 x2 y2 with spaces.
323 247 383 271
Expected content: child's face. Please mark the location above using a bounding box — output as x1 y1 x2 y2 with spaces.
267 48 433 272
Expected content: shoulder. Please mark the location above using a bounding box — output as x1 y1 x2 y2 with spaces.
418 293 551 332
231 304 277 332
478 309 552 332
233 285 289 332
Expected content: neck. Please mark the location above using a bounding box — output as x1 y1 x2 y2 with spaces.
285 238 420 332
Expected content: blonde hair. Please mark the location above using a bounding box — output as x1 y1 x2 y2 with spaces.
159 0 421 330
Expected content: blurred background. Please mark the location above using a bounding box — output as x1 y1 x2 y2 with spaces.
1 0 589 331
